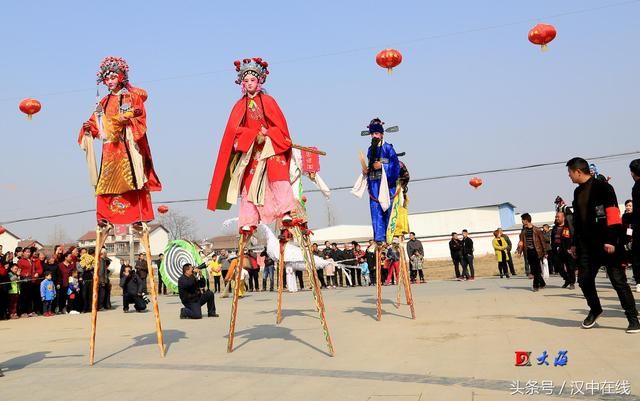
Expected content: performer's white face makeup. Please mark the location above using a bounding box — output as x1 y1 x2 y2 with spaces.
243 74 259 95
104 74 122 91
371 132 383 140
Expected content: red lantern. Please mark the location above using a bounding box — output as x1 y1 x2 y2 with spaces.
157 205 169 214
301 148 320 174
528 23 557 51
19 98 42 120
469 177 483 189
0 226 6 235
376 48 403 74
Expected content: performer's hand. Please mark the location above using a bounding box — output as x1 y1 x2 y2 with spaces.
256 133 266 145
604 244 615 254
117 113 132 123
568 246 576 258
82 121 92 132
260 126 268 135
373 161 382 170
362 167 369 175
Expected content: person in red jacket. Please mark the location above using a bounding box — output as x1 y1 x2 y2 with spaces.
57 252 76 314
0 260 9 320
31 248 44 314
17 248 40 316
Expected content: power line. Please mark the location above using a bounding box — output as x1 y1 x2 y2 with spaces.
2 149 637 226
2 0 638 103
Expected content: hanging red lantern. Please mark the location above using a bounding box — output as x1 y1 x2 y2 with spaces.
528 23 557 51
19 98 42 120
157 205 169 214
0 226 6 235
469 177 483 189
376 48 403 74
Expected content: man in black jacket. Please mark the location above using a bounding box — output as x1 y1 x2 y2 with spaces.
567 157 639 333
460 230 474 280
448 233 462 280
178 263 218 319
630 159 640 294
119 266 146 313
550 211 576 289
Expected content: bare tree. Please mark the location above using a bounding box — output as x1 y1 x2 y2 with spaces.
158 210 197 241
48 224 71 245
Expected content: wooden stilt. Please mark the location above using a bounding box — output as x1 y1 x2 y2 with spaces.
395 252 402 309
292 227 334 356
140 224 166 356
399 239 416 320
227 232 249 353
276 238 286 324
89 224 109 365
375 245 382 321
298 232 325 313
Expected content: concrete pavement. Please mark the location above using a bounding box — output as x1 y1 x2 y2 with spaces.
1 274 639 401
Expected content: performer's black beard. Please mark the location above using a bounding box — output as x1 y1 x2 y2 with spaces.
369 137 380 170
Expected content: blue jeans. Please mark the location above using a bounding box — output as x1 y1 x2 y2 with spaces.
263 265 275 290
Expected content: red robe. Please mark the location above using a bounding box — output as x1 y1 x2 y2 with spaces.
207 92 292 211
78 88 161 224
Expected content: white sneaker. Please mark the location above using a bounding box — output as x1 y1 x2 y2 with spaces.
69 310 80 315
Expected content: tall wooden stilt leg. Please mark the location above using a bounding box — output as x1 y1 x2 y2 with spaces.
399 241 416 320
89 225 109 365
276 238 286 324
299 233 325 313
292 227 334 356
140 225 166 356
395 253 403 309
228 233 249 353
376 245 382 321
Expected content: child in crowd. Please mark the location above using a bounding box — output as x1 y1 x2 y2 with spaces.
410 250 425 284
323 256 337 289
40 271 56 316
361 261 370 286
286 265 298 293
8 265 21 319
67 270 81 315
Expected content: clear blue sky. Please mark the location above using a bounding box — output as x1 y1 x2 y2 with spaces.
1 0 639 242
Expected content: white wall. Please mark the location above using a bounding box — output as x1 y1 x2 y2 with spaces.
149 229 169 256
409 206 503 237
0 232 20 254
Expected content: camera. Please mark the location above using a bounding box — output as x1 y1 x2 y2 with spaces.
141 292 151 304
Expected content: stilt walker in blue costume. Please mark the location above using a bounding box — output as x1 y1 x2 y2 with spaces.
352 118 415 321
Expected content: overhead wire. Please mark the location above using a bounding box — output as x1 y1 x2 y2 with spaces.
1 149 637 225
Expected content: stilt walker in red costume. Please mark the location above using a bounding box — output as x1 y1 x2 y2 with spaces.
207 58 334 355
78 56 165 364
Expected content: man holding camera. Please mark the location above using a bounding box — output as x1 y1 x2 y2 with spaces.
119 265 147 313
178 263 218 319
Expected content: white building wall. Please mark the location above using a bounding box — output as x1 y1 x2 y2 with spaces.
149 229 169 256
409 206 503 237
0 232 20 253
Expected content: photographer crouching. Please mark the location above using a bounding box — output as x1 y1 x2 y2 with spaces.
119 265 148 313
178 263 218 319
